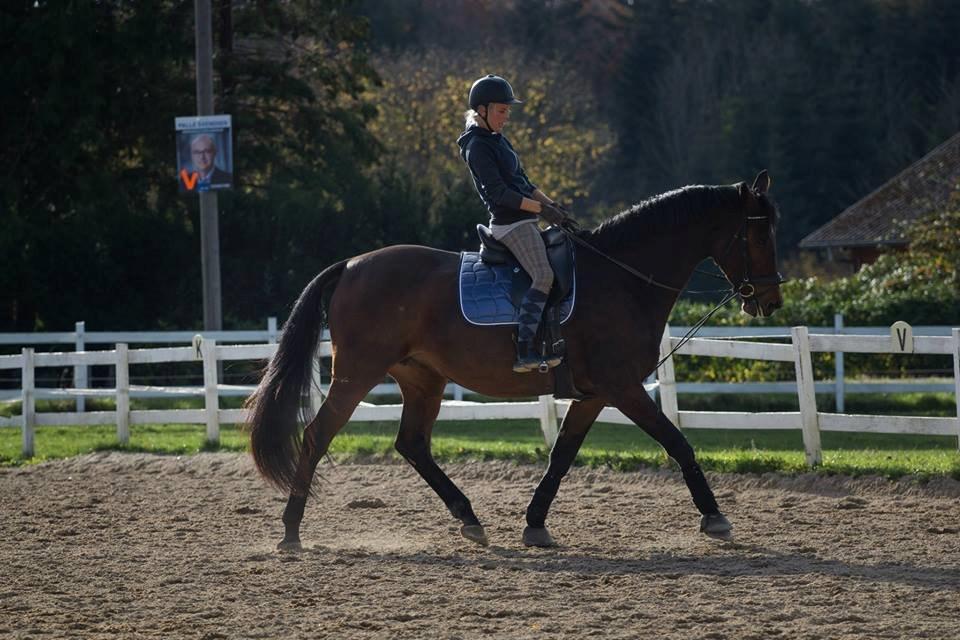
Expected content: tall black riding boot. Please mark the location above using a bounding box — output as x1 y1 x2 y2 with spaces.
513 288 549 373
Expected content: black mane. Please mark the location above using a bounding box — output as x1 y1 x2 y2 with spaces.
586 184 742 250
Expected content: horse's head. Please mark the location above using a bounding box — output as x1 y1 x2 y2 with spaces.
713 170 784 318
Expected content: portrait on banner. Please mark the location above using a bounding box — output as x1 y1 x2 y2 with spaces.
175 115 233 193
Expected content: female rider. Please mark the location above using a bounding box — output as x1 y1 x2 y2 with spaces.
457 74 574 373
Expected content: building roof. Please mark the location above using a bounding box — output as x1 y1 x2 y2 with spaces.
800 131 960 249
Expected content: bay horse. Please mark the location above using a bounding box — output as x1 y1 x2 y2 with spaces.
246 171 783 550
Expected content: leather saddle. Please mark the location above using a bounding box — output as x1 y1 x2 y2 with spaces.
476 224 575 308
473 224 584 400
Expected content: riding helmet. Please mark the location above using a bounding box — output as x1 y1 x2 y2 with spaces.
468 75 523 110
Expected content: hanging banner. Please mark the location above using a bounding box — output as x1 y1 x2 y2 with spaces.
175 115 233 193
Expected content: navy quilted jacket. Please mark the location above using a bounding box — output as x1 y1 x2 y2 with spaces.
457 125 538 226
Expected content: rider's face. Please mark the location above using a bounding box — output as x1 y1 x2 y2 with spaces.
482 103 511 133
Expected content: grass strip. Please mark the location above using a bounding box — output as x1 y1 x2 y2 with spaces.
1 419 957 480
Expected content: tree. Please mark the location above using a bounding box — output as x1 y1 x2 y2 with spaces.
366 46 616 249
0 0 382 330
214 0 382 323
1 1 197 331
611 0 960 252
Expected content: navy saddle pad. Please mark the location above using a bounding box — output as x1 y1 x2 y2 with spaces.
458 251 575 326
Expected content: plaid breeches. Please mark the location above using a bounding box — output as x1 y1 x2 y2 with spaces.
498 222 554 294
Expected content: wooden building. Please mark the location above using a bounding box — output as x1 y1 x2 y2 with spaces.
800 132 960 270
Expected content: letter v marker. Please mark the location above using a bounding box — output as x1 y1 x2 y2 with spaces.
180 169 199 191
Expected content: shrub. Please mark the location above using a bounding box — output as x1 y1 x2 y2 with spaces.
668 206 959 381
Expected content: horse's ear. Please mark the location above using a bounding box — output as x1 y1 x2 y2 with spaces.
752 170 771 194
737 182 751 200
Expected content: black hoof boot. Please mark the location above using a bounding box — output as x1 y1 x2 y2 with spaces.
460 524 489 546
700 513 732 540
522 526 557 547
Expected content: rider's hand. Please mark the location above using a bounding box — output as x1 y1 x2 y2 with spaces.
547 202 580 232
539 202 566 226
560 217 581 233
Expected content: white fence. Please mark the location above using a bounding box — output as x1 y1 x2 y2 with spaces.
1 316 955 406
0 319 279 411
2 324 958 463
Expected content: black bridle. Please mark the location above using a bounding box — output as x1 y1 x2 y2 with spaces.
717 212 786 315
559 200 786 371
563 205 784 300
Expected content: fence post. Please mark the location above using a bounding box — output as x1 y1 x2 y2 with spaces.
658 325 679 426
309 351 325 418
115 344 130 445
75 321 86 412
792 326 822 466
267 317 278 344
644 373 658 401
834 313 844 413
538 395 559 448
953 328 960 451
21 348 35 458
202 339 219 445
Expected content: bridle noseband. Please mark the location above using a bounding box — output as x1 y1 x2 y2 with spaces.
722 208 786 312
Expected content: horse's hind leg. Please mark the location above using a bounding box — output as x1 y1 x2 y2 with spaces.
612 390 732 539
279 377 377 551
523 396 606 547
391 362 487 546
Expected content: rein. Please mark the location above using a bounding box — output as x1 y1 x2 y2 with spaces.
563 232 700 294
557 209 785 372
564 231 737 296
562 230 741 369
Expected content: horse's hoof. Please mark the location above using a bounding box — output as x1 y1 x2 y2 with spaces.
277 538 303 552
460 524 489 546
700 513 733 540
522 526 557 547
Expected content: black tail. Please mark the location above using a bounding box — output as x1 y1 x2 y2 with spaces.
245 260 347 493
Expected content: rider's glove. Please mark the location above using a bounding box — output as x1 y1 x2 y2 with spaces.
542 202 580 232
539 202 566 226
560 217 581 233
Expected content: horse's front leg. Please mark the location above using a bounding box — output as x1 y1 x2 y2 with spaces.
523 397 606 547
612 389 732 539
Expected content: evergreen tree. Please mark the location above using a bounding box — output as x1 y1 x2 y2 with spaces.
1 0 381 330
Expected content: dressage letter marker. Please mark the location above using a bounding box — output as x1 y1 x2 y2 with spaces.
890 321 914 354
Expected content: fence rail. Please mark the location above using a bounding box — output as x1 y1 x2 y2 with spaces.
1 316 955 404
1 322 958 462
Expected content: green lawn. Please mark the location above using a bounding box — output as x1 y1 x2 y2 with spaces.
2 418 958 480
